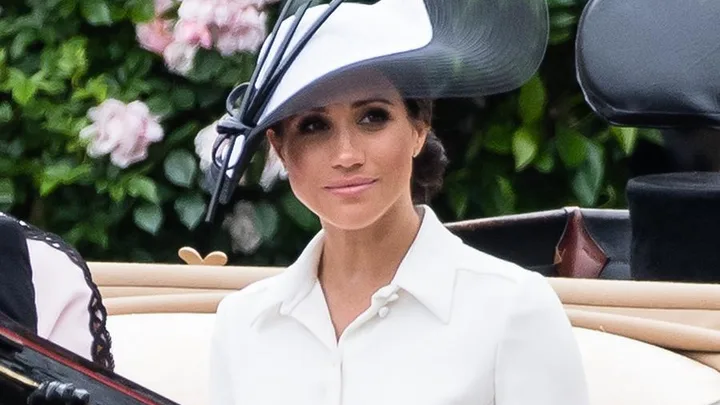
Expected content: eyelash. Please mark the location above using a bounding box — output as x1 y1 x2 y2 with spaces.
296 107 391 134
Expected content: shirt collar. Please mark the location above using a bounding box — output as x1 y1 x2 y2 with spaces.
251 205 463 326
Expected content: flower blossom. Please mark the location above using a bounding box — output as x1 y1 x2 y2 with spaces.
223 201 263 254
193 120 287 191
136 18 174 54
135 0 177 54
79 99 164 169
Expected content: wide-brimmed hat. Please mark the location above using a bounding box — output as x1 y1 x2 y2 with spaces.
204 0 550 220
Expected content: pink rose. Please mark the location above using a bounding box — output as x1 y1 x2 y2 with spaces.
155 0 176 15
174 19 213 49
215 8 266 55
79 99 164 169
136 18 174 54
163 41 198 75
178 0 216 25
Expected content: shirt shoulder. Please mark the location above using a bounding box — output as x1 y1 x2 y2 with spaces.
215 273 285 326
445 236 562 317
451 238 545 285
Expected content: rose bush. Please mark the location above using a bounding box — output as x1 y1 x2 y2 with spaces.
0 0 659 265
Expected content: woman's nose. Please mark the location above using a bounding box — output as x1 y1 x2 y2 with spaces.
330 129 364 169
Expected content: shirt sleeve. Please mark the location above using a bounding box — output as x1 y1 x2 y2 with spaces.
494 271 590 405
209 298 236 405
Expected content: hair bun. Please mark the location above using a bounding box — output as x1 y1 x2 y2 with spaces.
412 131 448 204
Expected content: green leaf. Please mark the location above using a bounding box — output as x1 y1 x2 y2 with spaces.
11 31 37 60
572 141 605 206
550 11 578 30
480 175 517 217
109 184 126 202
548 0 578 7
639 128 664 145
129 0 155 23
518 75 546 124
0 103 13 123
464 132 484 164
533 142 555 173
146 95 175 118
171 86 196 110
123 51 153 78
611 126 638 155
281 192 319 232
86 75 109 102
39 162 93 196
555 126 589 168
10 73 38 106
254 202 280 241
57 37 88 79
58 0 80 17
81 0 113 25
133 203 164 235
164 150 197 188
184 49 225 82
174 194 207 230
84 224 109 249
128 176 160 203
166 122 201 146
447 180 469 218
0 179 15 205
483 124 513 155
512 127 539 171
549 28 574 45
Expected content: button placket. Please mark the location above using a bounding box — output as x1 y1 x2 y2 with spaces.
326 350 343 405
373 285 400 319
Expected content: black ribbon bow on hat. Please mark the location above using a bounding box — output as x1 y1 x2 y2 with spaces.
206 0 346 222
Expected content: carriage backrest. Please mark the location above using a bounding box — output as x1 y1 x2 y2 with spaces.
90 262 720 405
445 207 631 280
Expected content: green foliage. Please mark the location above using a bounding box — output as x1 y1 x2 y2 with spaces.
0 0 318 264
433 0 662 222
0 0 657 266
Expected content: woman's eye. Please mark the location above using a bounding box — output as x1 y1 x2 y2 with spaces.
297 116 330 134
359 108 390 125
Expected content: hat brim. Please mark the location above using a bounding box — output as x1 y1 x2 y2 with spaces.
252 0 550 131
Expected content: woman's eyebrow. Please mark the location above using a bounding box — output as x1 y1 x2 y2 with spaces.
352 98 393 108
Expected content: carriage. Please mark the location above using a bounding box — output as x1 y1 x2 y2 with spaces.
2 0 720 404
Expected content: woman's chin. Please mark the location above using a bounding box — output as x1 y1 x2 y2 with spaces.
314 201 389 231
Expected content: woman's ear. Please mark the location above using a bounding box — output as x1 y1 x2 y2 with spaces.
265 129 285 164
412 121 430 157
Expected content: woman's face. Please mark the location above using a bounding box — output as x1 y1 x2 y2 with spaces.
267 83 428 231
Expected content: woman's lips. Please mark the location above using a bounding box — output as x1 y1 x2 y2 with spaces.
324 178 378 196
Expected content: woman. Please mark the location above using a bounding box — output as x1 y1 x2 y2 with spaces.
208 0 588 404
0 212 114 370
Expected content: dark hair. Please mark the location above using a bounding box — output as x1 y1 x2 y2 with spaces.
404 99 449 204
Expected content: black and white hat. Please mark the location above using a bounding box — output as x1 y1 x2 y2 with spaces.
205 0 550 220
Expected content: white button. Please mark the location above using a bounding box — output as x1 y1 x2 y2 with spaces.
378 306 390 318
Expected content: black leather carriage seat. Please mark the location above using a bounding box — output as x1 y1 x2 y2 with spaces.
445 207 631 280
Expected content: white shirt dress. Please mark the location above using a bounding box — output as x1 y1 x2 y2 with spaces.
209 206 590 405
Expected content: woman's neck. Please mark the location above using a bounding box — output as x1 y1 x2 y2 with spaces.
318 200 423 289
